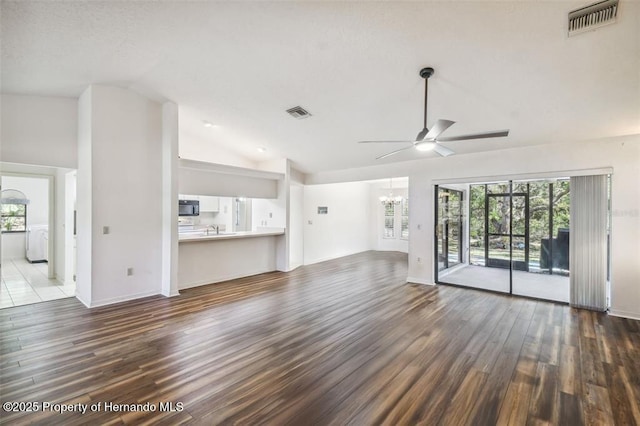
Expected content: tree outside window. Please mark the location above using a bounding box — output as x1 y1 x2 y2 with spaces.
1 203 27 233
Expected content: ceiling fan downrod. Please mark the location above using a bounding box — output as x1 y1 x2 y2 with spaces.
420 67 434 130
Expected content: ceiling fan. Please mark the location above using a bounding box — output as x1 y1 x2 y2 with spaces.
359 67 509 159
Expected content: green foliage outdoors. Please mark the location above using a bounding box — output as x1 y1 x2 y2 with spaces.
468 181 570 265
1 203 27 232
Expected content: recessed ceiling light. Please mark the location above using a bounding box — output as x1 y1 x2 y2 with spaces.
202 121 215 128
257 147 267 153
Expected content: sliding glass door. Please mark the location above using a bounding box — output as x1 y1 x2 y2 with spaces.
436 184 510 293
511 179 570 302
435 179 574 303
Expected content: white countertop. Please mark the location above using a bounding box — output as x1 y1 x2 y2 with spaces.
178 228 285 243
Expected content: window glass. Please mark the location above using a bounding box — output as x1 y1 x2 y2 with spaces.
401 198 409 239
1 203 27 232
384 203 395 238
469 185 485 265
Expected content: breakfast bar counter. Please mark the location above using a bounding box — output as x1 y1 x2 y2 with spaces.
178 228 285 290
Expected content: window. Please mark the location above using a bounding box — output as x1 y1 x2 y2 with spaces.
401 198 409 239
1 203 27 233
383 203 395 238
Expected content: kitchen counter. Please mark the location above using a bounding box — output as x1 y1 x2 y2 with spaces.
179 228 285 242
178 228 285 290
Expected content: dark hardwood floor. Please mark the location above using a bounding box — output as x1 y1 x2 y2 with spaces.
1 251 639 425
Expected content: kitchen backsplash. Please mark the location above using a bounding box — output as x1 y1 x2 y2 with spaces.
178 212 228 232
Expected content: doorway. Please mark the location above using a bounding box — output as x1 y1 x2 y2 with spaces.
435 179 574 303
0 167 77 308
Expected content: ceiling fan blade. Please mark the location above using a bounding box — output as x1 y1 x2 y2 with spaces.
423 119 455 140
358 140 414 144
437 129 510 142
376 145 415 160
433 143 455 157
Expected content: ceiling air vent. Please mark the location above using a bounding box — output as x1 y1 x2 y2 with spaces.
568 0 618 36
286 106 312 119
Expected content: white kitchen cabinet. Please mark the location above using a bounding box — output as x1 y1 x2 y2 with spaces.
199 196 219 212
179 194 198 200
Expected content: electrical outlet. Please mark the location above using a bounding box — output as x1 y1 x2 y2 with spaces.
127 267 134 276
417 257 422 263
269 212 273 218
103 226 110 234
417 224 421 230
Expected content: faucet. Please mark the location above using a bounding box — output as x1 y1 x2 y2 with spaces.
205 225 219 235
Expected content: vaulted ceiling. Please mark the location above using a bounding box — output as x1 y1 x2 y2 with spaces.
1 1 638 173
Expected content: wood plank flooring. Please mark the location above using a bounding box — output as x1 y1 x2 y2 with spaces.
1 251 639 425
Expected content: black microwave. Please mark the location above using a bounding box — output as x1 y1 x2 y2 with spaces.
179 200 199 216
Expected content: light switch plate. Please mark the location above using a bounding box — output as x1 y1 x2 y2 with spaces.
103 226 110 234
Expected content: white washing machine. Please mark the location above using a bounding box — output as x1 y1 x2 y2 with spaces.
26 224 48 263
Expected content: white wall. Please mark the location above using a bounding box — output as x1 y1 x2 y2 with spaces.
1 175 49 260
289 167 305 270
303 181 373 265
289 183 304 269
1 94 78 169
77 85 165 307
161 101 180 298
179 131 257 170
179 167 279 199
76 88 93 305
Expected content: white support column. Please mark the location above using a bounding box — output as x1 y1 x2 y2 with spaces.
75 87 93 307
161 102 179 297
76 85 165 307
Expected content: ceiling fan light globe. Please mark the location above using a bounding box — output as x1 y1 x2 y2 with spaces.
415 141 436 152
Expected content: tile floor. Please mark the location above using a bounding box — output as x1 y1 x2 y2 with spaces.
1 258 75 309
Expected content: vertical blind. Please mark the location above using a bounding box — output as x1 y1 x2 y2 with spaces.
570 175 608 311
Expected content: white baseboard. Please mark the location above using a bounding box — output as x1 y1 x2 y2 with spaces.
406 276 435 286
608 309 640 321
75 292 90 308
87 290 159 308
179 268 276 290
288 262 303 271
304 250 370 266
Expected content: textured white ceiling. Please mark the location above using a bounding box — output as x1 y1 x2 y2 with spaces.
1 1 638 173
